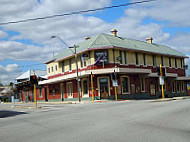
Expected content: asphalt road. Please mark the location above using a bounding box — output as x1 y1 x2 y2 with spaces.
0 99 190 142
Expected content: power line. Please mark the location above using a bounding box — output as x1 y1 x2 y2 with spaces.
0 0 157 25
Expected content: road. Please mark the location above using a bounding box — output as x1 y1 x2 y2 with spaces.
0 99 190 142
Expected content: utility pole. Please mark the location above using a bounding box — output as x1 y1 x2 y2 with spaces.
114 70 117 101
74 45 81 102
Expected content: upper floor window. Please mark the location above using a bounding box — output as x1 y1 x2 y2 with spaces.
119 50 123 64
169 57 171 67
124 51 127 64
48 68 50 73
62 61 65 73
94 50 108 65
135 52 139 65
180 59 183 68
81 55 87 68
161 56 164 66
143 53 146 66
55 65 57 71
69 59 72 71
51 67 53 72
152 55 156 66
175 58 177 68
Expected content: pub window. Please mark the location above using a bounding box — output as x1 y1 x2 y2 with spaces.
175 58 177 68
82 79 88 96
141 78 145 92
161 56 164 66
55 65 57 71
169 57 171 67
48 68 50 73
180 59 183 68
181 81 184 92
124 51 127 64
81 56 87 68
51 67 53 72
119 50 122 64
67 82 73 98
172 81 175 93
176 81 180 92
121 76 130 94
62 61 65 73
69 59 72 71
39 88 42 98
143 53 146 66
152 55 156 66
135 52 139 65
49 89 53 94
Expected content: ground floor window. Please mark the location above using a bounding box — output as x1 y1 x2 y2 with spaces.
39 88 42 98
140 78 145 92
172 81 175 93
67 82 73 98
177 81 180 93
82 79 88 96
181 81 184 92
121 76 130 94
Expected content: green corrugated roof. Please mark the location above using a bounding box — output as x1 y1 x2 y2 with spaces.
53 33 186 61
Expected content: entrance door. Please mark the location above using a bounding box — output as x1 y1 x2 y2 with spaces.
99 78 109 99
60 83 64 101
45 88 48 102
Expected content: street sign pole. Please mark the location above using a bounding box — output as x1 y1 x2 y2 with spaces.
91 72 94 102
160 64 165 99
114 70 117 101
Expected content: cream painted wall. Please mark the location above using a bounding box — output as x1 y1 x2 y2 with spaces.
156 55 161 66
139 53 143 65
128 51 135 64
108 49 114 63
163 56 169 67
146 54 153 66
47 62 59 76
171 58 175 68
47 48 186 77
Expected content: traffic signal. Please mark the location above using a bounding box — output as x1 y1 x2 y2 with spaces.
111 72 118 80
157 67 165 76
30 75 38 84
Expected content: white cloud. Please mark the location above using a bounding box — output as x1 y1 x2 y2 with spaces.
130 0 190 27
0 30 8 39
0 64 22 85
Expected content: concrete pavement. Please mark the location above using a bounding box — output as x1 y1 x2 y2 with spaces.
1 98 190 142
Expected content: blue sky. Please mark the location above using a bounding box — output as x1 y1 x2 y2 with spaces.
0 0 190 84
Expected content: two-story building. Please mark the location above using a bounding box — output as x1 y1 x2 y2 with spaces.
39 29 189 101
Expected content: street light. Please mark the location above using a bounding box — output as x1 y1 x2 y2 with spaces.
51 36 81 102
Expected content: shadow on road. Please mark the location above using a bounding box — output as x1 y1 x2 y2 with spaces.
0 110 27 118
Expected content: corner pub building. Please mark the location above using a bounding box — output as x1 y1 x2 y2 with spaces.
39 29 189 101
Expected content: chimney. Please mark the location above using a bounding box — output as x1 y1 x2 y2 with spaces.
111 29 118 37
85 36 91 40
146 37 153 44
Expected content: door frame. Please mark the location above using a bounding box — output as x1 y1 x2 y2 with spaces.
81 78 89 98
97 76 110 98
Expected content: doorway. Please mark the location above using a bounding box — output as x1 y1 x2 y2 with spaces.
60 83 64 101
45 88 48 102
98 77 110 99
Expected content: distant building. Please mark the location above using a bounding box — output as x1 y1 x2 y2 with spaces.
15 70 47 102
36 29 189 101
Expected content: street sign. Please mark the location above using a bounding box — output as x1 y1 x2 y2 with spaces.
159 76 165 85
112 80 118 87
